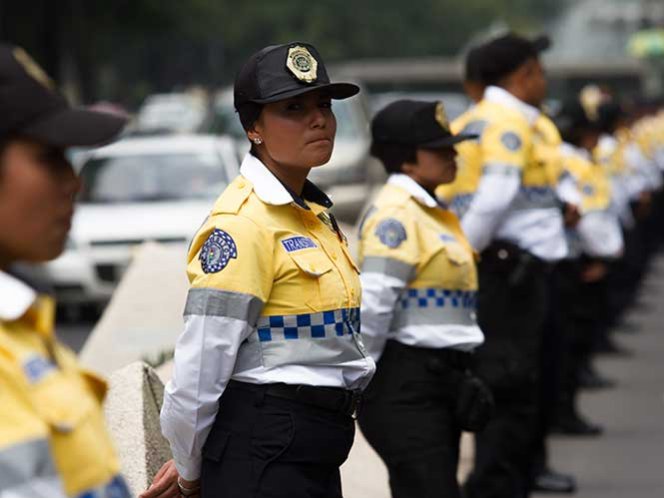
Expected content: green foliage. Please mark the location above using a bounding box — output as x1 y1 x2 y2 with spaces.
0 0 566 104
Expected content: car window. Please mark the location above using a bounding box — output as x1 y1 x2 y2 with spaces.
79 152 228 203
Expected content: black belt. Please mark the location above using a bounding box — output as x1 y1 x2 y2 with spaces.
387 340 474 370
227 380 362 417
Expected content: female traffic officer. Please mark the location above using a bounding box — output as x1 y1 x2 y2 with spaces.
357 100 493 498
0 45 130 497
146 42 375 498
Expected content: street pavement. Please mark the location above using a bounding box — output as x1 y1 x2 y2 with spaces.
56 253 664 497
537 254 664 497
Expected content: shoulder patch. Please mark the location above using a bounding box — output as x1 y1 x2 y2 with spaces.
439 233 457 243
375 218 407 249
199 229 238 273
501 131 523 151
460 120 487 139
281 236 317 253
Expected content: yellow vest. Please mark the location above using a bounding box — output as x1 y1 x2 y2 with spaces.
359 183 478 322
561 152 612 214
436 99 553 212
187 175 367 371
0 296 128 498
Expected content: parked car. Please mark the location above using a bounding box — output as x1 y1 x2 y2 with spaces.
44 134 239 306
135 92 210 134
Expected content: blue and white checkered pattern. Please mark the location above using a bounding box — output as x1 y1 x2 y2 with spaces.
257 308 360 342
400 288 477 310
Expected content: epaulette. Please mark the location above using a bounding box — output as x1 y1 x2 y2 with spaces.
211 176 253 215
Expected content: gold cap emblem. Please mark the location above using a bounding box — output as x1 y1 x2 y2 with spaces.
13 47 55 91
435 102 449 130
286 46 318 84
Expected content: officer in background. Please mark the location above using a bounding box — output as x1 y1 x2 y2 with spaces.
357 100 493 498
553 98 623 435
147 42 375 498
440 34 568 498
0 45 131 497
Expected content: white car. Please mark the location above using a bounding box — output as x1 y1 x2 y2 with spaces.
45 134 239 305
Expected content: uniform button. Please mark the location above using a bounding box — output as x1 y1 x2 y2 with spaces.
331 253 338 261
237 180 246 188
310 266 317 273
350 289 356 297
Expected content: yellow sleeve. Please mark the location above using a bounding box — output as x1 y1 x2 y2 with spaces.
186 213 274 302
360 206 419 269
480 121 530 172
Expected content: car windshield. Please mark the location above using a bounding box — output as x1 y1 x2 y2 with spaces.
79 152 227 203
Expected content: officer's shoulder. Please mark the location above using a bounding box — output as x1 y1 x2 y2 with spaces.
374 183 412 208
210 175 254 216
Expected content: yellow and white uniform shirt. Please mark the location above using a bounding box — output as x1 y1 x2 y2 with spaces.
161 153 375 480
595 132 636 228
0 272 129 498
359 174 484 361
437 86 567 261
559 144 623 259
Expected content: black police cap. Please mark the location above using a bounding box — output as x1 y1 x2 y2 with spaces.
234 42 359 109
0 44 126 147
477 33 550 85
372 100 477 149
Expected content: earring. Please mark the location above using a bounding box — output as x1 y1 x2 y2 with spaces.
252 137 263 145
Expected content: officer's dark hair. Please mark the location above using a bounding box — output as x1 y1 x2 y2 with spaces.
370 141 417 174
237 102 264 132
465 45 485 83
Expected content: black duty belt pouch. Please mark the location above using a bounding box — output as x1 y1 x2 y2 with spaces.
480 239 539 287
455 373 495 433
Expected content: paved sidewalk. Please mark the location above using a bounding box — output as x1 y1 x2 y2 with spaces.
538 255 664 497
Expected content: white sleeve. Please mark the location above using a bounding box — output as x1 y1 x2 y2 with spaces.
360 257 413 361
160 288 261 481
556 172 582 206
461 165 521 252
576 211 624 259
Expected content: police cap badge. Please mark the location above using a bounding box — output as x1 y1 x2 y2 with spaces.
286 45 318 84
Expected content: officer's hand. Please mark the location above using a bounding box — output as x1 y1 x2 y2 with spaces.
581 261 608 283
563 203 581 228
140 459 200 498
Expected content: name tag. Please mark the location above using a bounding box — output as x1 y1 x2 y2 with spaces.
440 233 457 243
281 236 317 253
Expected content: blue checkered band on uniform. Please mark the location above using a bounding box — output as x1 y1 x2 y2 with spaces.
391 288 478 328
76 475 132 498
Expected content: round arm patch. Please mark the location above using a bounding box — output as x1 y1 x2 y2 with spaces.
501 131 523 151
199 228 238 273
375 218 407 248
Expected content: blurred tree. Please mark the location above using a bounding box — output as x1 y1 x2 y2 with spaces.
0 0 565 106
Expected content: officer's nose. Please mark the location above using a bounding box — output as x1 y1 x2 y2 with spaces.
310 107 328 129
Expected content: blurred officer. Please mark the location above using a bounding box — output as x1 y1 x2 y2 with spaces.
0 45 130 497
357 100 493 498
440 34 568 498
148 42 375 498
553 98 623 436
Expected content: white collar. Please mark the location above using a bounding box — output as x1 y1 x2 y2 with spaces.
559 142 592 161
0 270 36 321
388 174 439 208
484 86 541 125
239 153 294 205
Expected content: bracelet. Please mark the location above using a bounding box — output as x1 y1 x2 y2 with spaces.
177 477 200 496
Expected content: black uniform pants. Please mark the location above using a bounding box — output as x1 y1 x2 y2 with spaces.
358 340 469 498
201 382 355 498
464 257 548 498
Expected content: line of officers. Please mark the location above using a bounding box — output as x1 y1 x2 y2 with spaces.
3 35 664 498
356 33 664 498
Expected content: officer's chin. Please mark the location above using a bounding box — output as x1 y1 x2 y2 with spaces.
308 149 334 168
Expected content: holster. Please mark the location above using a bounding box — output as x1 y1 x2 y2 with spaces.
454 372 495 433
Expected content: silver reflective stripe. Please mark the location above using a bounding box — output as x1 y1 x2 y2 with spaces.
393 306 477 328
0 438 64 497
511 186 559 211
184 288 264 324
1 476 66 498
482 162 522 177
361 256 415 281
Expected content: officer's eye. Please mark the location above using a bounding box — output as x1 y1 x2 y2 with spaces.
319 101 333 109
